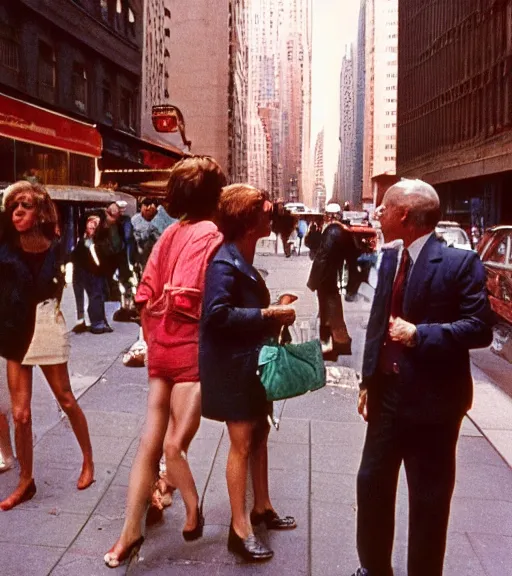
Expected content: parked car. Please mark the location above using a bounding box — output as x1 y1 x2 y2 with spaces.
435 221 472 250
477 225 512 362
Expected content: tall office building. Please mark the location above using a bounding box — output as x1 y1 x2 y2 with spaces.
247 0 312 203
362 0 399 205
353 0 367 207
338 44 356 207
141 0 189 153
166 1 248 178
397 1 512 226
313 129 326 211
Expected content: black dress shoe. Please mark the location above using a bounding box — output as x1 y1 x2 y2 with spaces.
227 524 273 562
250 509 297 530
103 323 114 333
183 508 204 541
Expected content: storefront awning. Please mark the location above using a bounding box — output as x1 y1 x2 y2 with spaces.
45 185 137 215
0 93 102 157
98 126 183 171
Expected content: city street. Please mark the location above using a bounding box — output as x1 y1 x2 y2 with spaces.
0 254 511 576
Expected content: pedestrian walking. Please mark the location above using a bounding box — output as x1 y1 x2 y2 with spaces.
70 214 112 334
351 179 494 576
104 156 226 568
0 181 94 511
200 184 297 563
307 202 355 359
296 218 308 255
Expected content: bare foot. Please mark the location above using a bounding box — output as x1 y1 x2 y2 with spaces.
77 461 95 490
0 479 36 511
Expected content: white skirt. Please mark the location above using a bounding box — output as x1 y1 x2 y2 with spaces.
22 299 70 366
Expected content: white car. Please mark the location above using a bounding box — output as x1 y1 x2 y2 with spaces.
435 221 472 250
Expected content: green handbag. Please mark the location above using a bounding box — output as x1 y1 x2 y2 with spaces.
257 339 326 401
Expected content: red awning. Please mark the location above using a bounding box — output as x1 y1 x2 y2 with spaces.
0 93 102 157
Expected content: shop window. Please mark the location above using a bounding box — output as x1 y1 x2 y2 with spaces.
15 141 68 185
70 153 94 186
0 23 19 72
72 62 88 114
0 138 15 184
120 88 135 130
38 40 56 103
102 80 113 122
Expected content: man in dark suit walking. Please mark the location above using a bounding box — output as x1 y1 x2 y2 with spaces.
351 180 493 576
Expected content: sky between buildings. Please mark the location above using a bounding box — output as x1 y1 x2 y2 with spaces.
311 0 360 197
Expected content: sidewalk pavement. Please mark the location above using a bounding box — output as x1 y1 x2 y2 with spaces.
1 255 511 576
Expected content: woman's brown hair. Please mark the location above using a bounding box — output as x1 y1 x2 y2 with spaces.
2 181 59 241
166 155 227 220
217 184 267 241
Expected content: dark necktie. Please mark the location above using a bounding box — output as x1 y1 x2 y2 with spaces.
379 248 412 374
390 248 411 319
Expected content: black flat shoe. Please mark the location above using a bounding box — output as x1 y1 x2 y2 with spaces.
227 524 274 562
250 509 297 530
183 508 204 541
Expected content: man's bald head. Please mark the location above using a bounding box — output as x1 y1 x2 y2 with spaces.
384 179 441 231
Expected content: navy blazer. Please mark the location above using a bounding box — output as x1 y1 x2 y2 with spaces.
199 243 277 422
362 233 494 422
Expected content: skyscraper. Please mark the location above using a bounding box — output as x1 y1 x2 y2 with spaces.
247 0 312 202
363 0 398 205
339 44 356 206
313 128 326 211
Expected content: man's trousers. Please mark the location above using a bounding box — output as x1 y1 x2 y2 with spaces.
356 375 462 576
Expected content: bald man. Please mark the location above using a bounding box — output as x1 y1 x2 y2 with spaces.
351 180 493 576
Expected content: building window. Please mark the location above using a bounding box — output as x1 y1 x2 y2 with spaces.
72 62 88 113
0 23 19 72
116 0 122 14
102 80 113 122
120 88 135 130
38 40 56 103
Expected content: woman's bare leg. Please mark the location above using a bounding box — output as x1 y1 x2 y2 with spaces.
0 412 14 467
41 363 94 489
0 362 34 510
226 420 256 538
163 381 201 531
250 418 273 514
105 378 171 560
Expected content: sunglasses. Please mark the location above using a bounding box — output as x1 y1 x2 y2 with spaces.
12 201 35 210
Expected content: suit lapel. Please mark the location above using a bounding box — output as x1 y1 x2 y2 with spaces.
367 248 397 340
403 233 442 321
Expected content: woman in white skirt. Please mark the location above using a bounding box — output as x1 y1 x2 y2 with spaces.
0 181 94 511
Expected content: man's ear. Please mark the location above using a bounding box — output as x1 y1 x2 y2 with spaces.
400 207 410 225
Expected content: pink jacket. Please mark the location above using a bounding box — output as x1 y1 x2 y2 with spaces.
136 220 223 382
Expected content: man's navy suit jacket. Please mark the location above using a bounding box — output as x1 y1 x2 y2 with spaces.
362 233 494 422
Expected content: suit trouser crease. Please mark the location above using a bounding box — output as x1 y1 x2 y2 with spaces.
356 375 461 576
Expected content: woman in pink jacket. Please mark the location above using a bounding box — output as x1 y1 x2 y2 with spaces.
104 156 226 568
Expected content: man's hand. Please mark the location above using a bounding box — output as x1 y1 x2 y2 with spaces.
357 389 368 421
389 316 417 347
